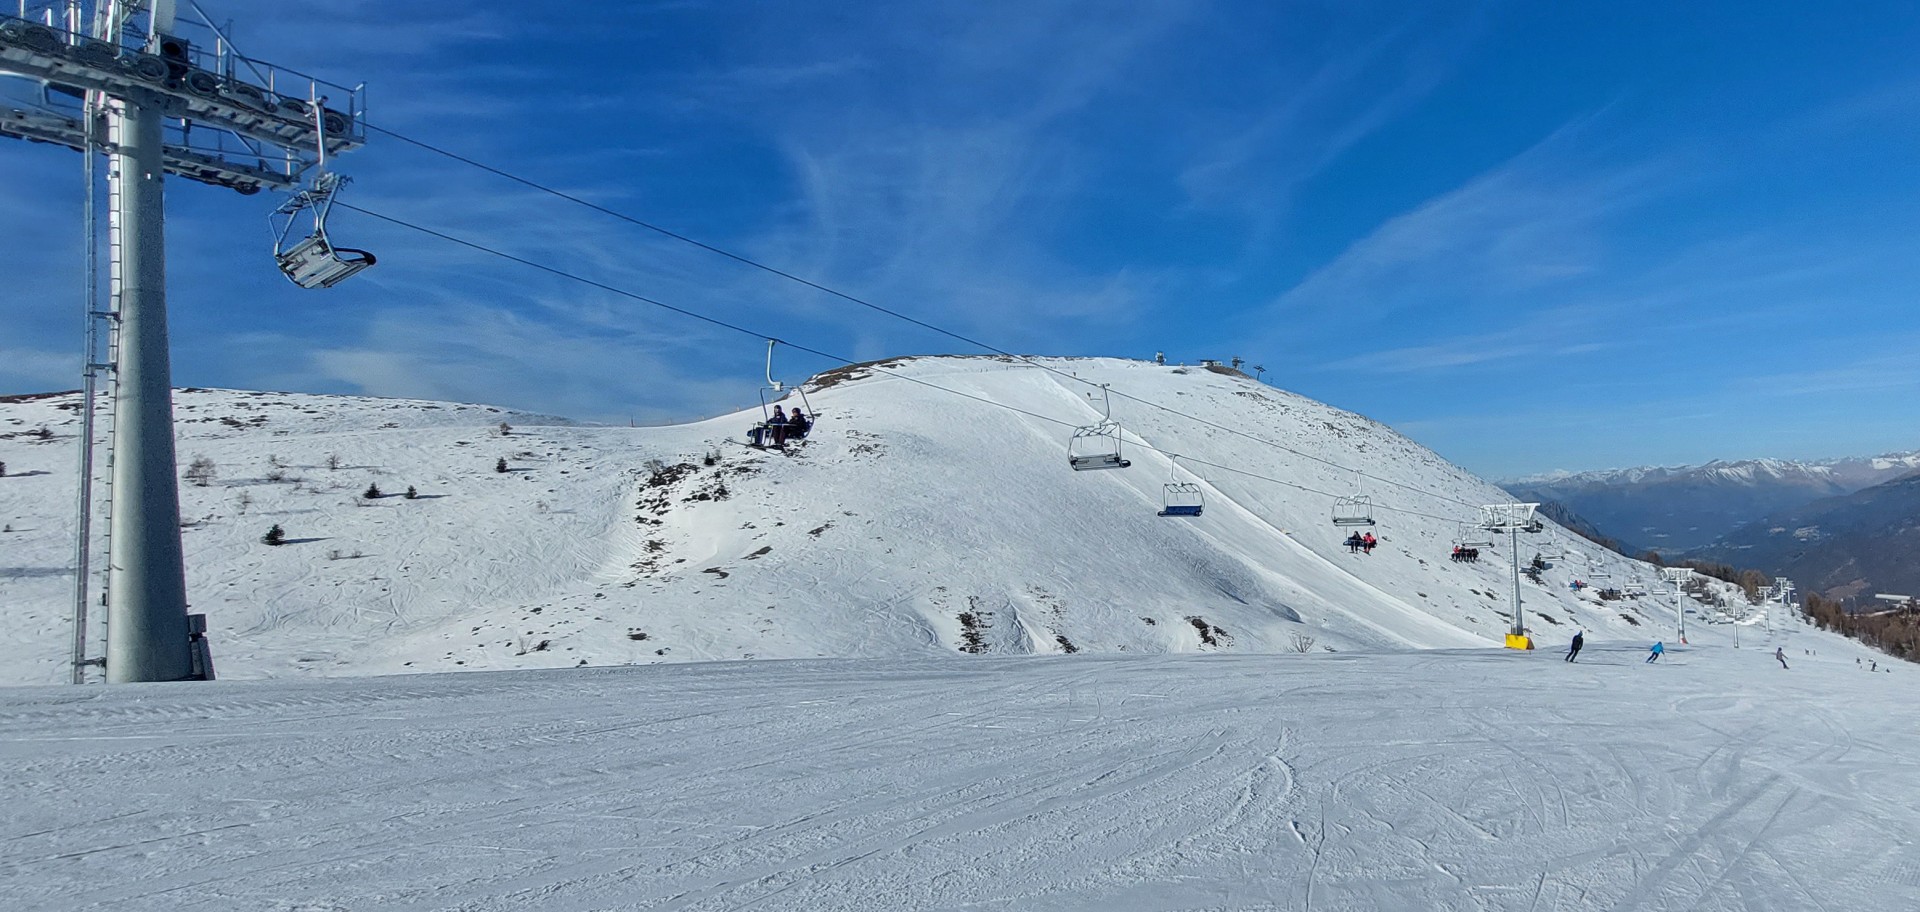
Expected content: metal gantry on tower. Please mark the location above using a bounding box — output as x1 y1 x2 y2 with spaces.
1 0 371 683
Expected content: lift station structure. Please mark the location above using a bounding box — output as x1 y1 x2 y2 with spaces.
1 0 370 682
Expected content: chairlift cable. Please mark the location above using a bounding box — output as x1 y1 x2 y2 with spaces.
360 123 1494 515
341 200 1494 530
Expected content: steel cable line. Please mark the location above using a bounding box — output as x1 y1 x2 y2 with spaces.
338 201 1473 527
361 123 1495 516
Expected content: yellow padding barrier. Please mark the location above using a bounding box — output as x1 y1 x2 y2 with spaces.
1505 634 1534 650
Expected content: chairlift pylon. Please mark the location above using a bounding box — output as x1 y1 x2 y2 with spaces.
269 97 373 289
1159 457 1203 517
1068 384 1130 471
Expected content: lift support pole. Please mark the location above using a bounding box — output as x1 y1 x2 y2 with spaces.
101 87 193 683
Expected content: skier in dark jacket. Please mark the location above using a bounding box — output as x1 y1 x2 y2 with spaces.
1566 631 1584 662
1345 532 1364 553
769 406 788 446
787 408 810 440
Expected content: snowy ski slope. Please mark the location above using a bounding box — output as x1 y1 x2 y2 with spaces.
2 357 1743 684
2 643 1914 910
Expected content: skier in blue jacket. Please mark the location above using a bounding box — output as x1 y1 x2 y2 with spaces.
1645 641 1665 663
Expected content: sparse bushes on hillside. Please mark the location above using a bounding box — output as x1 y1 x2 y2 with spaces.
405 485 418 499
183 455 216 487
262 524 285 546
0 461 7 477
326 453 341 471
495 457 509 473
363 483 382 500
498 421 512 436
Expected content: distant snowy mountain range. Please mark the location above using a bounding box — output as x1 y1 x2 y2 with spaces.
1 357 1735 685
1503 453 1920 553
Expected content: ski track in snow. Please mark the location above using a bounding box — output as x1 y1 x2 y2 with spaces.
1 648 1915 911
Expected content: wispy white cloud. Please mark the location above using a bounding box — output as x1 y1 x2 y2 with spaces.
301 304 746 424
1269 117 1671 320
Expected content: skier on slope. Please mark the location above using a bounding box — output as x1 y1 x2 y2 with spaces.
1566 631 1584 663
1645 641 1665 663
1775 646 1789 669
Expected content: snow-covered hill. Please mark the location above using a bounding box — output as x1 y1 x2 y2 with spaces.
2 358 1721 685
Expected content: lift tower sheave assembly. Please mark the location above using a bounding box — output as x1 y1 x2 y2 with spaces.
1 1 370 683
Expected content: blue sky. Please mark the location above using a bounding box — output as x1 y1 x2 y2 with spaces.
3 0 1918 478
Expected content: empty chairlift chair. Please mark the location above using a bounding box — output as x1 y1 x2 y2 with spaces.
1068 421 1130 470
1159 459 1203 516
270 172 374 289
1067 384 1130 471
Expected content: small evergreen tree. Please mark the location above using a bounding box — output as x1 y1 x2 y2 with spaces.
0 461 7 477
495 457 509 473
404 485 418 499
262 524 286 546
363 483 382 500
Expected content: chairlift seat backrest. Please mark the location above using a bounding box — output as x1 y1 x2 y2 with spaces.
1160 481 1204 516
277 235 375 289
1067 419 1129 471
1332 495 1375 526
271 172 375 289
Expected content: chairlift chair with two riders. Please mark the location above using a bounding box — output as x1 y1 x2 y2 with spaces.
747 340 816 449
1159 457 1204 517
269 96 375 289
1068 384 1130 471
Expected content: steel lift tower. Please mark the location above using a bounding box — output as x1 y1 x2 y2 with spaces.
1 1 369 682
1479 502 1543 650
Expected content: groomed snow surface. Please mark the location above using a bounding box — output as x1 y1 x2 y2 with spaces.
4 643 1916 910
3 356 1912 908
